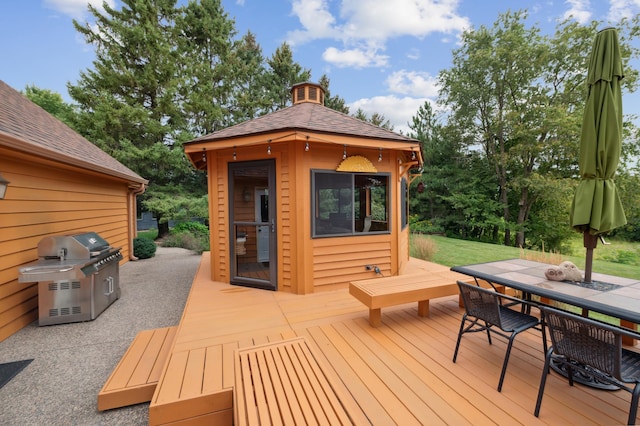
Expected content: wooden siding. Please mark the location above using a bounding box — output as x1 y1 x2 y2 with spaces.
398 224 410 273
209 152 228 282
313 235 392 287
205 141 411 294
279 144 292 292
0 149 133 342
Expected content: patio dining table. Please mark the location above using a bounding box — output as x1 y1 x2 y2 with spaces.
451 258 640 389
451 258 640 327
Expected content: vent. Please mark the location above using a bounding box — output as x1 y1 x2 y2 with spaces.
48 306 82 317
48 281 81 291
290 82 325 105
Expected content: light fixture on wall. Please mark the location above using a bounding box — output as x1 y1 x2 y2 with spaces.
343 145 347 160
411 150 416 160
242 187 251 202
0 172 9 199
202 150 207 163
267 140 272 155
378 148 383 162
305 141 309 151
233 146 237 161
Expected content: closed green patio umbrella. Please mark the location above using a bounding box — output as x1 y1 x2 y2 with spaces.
570 27 627 283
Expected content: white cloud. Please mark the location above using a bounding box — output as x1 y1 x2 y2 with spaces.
349 70 442 134
338 0 470 41
562 0 592 24
406 48 421 60
385 70 439 98
607 0 640 22
350 95 430 135
288 0 339 44
322 46 388 68
44 0 115 19
288 0 470 69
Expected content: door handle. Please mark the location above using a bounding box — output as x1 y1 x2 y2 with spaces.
271 219 275 233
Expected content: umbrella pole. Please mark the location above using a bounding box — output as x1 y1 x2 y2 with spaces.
583 232 598 283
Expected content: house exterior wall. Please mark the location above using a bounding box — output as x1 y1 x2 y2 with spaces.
0 147 134 341
204 137 412 295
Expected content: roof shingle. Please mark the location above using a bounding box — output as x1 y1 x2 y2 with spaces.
0 80 145 184
189 101 418 144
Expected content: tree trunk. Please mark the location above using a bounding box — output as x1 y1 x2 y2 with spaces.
500 184 510 246
157 221 170 239
515 187 533 248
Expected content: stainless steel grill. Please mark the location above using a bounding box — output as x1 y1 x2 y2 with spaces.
18 232 122 326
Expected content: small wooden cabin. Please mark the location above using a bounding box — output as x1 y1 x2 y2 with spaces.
0 81 147 341
184 82 422 294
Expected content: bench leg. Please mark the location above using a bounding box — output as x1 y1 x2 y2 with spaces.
369 308 381 327
418 300 430 317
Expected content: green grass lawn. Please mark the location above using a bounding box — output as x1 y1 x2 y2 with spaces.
420 235 638 280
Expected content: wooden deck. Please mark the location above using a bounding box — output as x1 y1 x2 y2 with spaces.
148 254 640 425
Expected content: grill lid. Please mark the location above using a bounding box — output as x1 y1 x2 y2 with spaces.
38 232 111 260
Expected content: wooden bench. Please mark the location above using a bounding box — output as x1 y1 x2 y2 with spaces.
98 326 177 411
234 337 369 425
350 270 476 327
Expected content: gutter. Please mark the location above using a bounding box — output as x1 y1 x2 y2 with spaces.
128 182 147 261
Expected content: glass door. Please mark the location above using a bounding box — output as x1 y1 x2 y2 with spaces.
229 160 276 290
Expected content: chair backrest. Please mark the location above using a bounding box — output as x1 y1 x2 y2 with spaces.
541 307 622 379
457 281 502 327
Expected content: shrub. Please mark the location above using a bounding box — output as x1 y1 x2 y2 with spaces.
600 249 639 266
163 221 210 254
172 222 209 237
134 237 157 259
409 215 445 235
163 231 209 253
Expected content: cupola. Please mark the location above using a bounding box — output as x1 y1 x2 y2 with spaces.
291 82 325 105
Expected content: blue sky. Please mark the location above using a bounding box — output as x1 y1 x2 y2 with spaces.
1 0 639 134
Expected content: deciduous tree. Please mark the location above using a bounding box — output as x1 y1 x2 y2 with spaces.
438 11 639 248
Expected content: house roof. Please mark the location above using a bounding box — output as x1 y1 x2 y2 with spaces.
0 80 146 185
188 101 419 145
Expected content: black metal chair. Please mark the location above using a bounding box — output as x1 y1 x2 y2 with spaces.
535 306 640 425
453 280 546 392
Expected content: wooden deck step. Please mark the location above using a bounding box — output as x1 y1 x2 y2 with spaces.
148 333 298 426
234 337 369 425
98 326 177 411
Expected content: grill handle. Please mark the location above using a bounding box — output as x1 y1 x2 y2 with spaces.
21 266 74 274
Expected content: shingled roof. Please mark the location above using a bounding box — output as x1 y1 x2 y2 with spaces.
189 100 418 144
0 80 146 184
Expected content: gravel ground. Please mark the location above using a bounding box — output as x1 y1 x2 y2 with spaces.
0 247 201 426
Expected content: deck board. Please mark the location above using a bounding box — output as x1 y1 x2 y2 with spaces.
97 326 177 411
146 254 639 425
